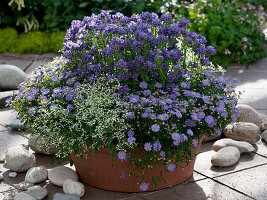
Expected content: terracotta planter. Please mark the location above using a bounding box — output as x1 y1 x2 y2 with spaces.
70 138 202 192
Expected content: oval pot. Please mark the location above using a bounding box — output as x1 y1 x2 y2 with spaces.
70 138 202 192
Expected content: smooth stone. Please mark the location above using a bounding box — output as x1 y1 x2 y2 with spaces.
212 138 255 154
5 119 26 130
262 130 267 142
28 134 59 155
235 104 262 128
211 146 240 167
63 179 85 197
53 193 80 200
14 192 37 200
0 173 3 180
224 122 259 144
48 166 78 187
261 122 267 131
5 146 36 172
0 65 27 90
25 166 48 184
17 182 34 191
0 153 5 162
25 185 48 200
9 172 17 178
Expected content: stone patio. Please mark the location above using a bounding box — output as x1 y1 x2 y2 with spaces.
0 54 267 200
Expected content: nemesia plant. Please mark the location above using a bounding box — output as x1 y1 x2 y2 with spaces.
7 11 240 191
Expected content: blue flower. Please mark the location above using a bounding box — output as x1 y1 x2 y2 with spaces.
139 81 147 89
151 124 160 132
127 136 136 145
144 143 152 151
167 163 176 172
28 107 37 115
118 151 126 160
140 182 149 191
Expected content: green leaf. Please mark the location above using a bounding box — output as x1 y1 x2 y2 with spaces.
69 159 74 166
78 2 89 8
111 149 116 163
108 135 113 153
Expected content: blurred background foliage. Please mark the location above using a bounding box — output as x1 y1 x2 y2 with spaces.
0 0 266 67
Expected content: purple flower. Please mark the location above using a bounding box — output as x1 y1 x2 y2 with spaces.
129 95 139 103
27 94 35 101
149 113 157 119
180 134 188 142
28 107 37 115
159 150 165 157
139 81 147 89
205 115 215 127
127 130 134 137
198 112 205 119
65 95 74 101
127 136 136 145
215 129 221 136
50 104 58 111
126 111 135 119
140 182 149 191
167 163 176 172
67 104 74 111
151 124 160 132
67 78 75 85
173 140 180 146
143 90 151 96
187 129 194 136
155 82 162 88
52 88 62 98
144 143 152 151
153 141 161 151
172 132 179 141
121 171 126 179
118 151 126 160
141 112 149 118
192 139 198 148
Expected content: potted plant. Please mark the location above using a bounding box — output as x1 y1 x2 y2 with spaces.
7 11 240 192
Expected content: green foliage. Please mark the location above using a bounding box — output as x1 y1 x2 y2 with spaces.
0 28 65 53
173 0 266 67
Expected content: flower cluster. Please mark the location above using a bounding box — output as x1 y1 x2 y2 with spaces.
7 11 240 191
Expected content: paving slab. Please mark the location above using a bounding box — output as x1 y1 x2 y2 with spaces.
214 164 267 200
139 178 252 200
236 88 267 110
248 57 267 70
25 61 47 75
0 189 18 200
39 53 60 61
0 59 32 71
225 69 267 89
0 181 16 193
194 147 267 178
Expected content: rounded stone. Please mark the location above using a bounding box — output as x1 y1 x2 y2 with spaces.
25 185 48 200
5 119 26 131
262 130 267 143
0 173 3 181
14 192 37 200
212 138 255 153
28 134 59 155
63 179 85 197
235 104 262 128
5 146 36 172
48 166 78 187
0 65 27 90
9 172 17 178
211 146 240 167
224 122 259 144
25 166 48 184
53 193 80 200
